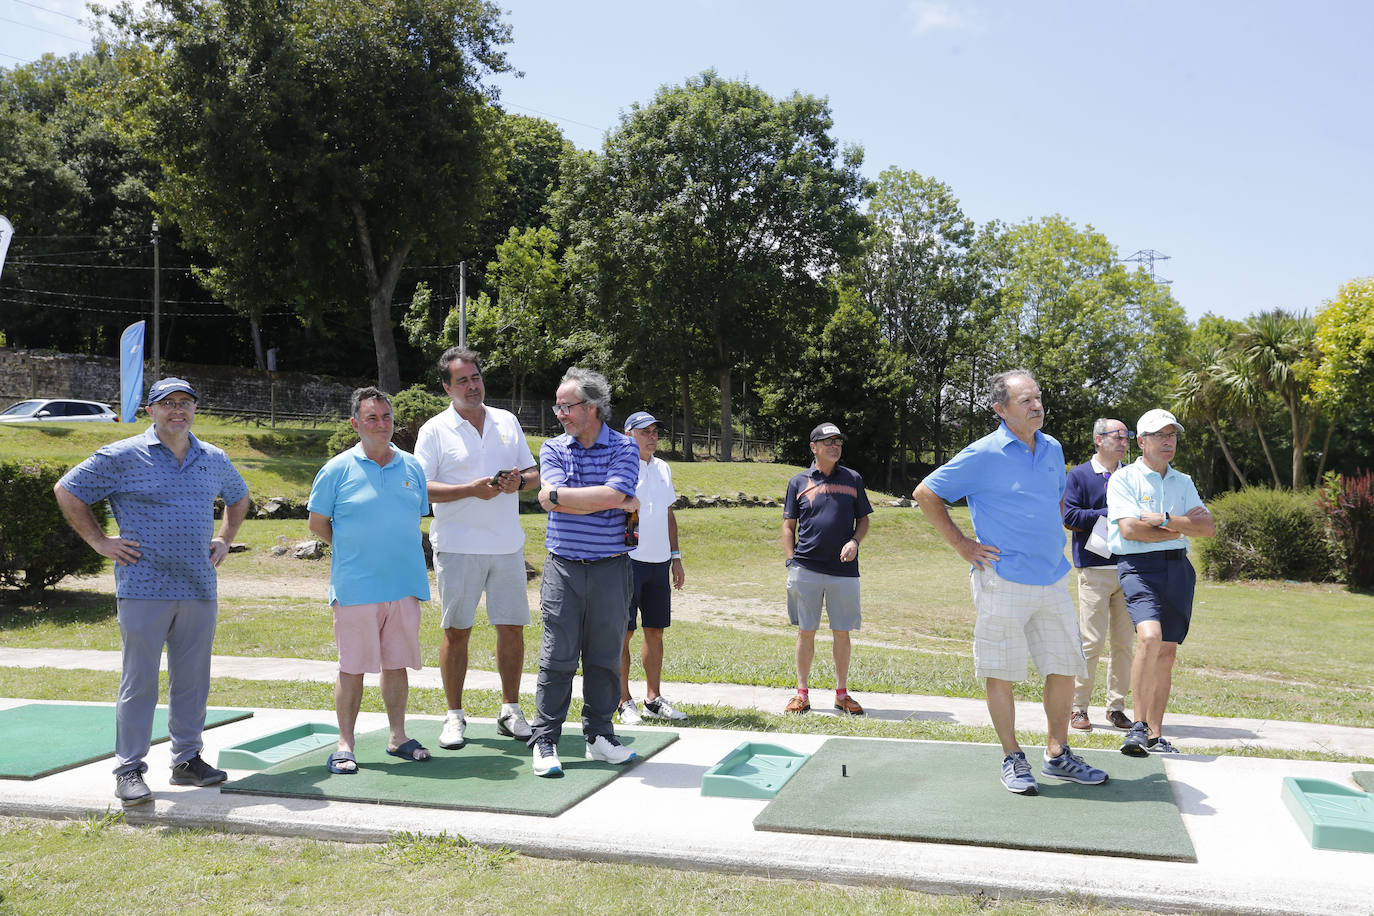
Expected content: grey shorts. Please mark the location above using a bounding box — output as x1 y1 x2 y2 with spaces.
970 566 1087 681
785 564 861 632
435 550 532 630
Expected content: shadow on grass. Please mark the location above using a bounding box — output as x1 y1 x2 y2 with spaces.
0 588 116 627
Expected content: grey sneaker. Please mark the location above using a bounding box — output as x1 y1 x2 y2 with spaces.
1000 751 1038 795
115 770 153 806
1041 746 1108 785
169 755 226 787
1146 736 1181 754
1121 721 1150 757
617 699 642 725
496 707 531 740
642 696 688 721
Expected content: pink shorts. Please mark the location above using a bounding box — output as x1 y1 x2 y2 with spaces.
333 596 423 675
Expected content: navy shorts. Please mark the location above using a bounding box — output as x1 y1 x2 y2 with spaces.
628 559 672 631
1117 550 1196 644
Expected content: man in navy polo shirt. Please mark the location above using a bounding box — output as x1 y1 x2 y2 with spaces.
531 367 642 777
781 421 872 716
54 377 250 807
914 370 1108 796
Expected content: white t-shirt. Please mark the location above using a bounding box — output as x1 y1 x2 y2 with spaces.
414 404 536 555
629 455 676 563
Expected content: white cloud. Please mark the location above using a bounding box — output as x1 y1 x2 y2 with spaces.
909 1 972 35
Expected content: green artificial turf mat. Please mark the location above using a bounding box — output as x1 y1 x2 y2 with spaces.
754 738 1196 862
222 722 677 816
0 703 253 780
1354 771 1374 793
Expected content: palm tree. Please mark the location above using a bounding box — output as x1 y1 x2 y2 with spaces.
1236 310 1322 488
1213 349 1285 488
1171 346 1245 486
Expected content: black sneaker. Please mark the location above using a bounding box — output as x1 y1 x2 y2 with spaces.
170 754 227 787
115 770 153 806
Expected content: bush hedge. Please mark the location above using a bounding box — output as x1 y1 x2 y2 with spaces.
1196 486 1337 582
1319 470 1374 589
0 460 108 593
325 385 449 455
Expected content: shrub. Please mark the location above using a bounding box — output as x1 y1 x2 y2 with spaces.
1197 486 1337 582
0 460 108 594
325 385 450 455
1318 470 1374 589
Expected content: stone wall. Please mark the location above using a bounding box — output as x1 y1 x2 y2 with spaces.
0 348 358 418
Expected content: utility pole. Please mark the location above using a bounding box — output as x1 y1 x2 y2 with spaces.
151 221 161 378
458 261 467 348
1121 249 1172 287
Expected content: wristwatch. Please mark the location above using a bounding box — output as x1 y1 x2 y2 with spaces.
1160 511 1170 527
549 488 560 506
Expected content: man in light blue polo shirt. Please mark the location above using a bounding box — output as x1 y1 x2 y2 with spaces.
309 387 432 773
1107 408 1214 756
530 367 642 776
54 377 250 807
915 369 1107 796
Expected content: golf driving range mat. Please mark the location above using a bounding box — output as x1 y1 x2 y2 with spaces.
222 722 677 816
0 703 253 780
754 738 1196 861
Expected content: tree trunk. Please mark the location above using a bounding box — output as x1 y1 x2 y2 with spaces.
718 363 734 462
347 196 412 395
250 316 266 371
1314 415 1337 481
1287 396 1311 489
678 363 694 461
1208 418 1245 485
1252 421 1283 488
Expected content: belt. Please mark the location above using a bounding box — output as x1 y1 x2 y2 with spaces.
1159 549 1187 560
549 552 627 566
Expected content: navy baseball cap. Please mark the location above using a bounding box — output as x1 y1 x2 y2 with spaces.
809 422 846 442
147 377 199 404
624 411 663 432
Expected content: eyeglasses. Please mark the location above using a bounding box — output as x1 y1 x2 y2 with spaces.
1099 431 1134 441
551 400 587 416
1143 431 1179 441
814 437 843 446
156 399 195 411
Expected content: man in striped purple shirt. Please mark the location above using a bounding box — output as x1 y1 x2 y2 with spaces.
530 367 643 776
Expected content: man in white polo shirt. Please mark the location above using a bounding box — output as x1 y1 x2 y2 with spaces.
414 347 540 750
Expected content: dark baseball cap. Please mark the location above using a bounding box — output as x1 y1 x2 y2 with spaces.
624 411 663 432
147 377 199 404
809 422 846 442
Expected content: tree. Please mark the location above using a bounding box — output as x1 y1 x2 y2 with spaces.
1313 276 1374 416
109 0 513 393
1236 309 1324 488
558 70 868 460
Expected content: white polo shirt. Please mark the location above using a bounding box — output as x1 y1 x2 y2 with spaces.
414 404 536 555
629 455 677 563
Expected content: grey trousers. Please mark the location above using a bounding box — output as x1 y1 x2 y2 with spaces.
114 598 217 775
530 554 631 746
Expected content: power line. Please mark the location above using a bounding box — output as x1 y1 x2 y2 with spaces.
0 13 88 44
10 244 149 258
12 0 86 23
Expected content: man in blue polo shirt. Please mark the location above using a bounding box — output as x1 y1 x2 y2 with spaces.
1107 408 1214 756
914 370 1108 796
309 387 432 773
781 421 872 716
531 367 642 777
54 377 250 807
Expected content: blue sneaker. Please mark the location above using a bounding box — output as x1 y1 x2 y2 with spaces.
1001 751 1038 795
1147 736 1181 754
1042 746 1108 785
1121 721 1149 757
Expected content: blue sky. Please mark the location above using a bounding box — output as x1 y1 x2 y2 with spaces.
5 0 1370 324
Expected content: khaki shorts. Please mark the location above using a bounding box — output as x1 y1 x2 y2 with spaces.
333 596 423 675
970 566 1086 681
435 550 532 630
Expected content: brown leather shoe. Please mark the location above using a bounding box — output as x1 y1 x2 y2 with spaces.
833 694 865 716
1106 709 1133 730
1071 709 1092 731
784 694 810 714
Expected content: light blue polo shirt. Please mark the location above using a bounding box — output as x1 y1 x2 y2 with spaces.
541 421 641 560
58 425 249 600
920 422 1069 586
1106 458 1203 555
308 443 431 607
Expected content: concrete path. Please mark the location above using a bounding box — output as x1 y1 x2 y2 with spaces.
2 649 1373 914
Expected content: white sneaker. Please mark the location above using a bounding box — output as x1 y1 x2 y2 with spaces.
642 696 688 721
496 707 532 739
585 734 637 765
617 699 642 725
439 712 466 749
532 737 562 777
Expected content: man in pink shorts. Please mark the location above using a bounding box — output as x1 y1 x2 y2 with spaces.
308 387 432 773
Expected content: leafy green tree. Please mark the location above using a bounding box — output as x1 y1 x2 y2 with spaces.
108 0 513 393
558 70 868 460
1312 276 1374 416
1236 309 1325 488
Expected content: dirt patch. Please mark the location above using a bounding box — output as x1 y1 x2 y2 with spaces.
69 571 326 600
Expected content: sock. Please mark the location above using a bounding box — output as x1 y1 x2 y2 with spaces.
835 688 849 699
501 703 519 714
447 708 464 719
796 688 809 698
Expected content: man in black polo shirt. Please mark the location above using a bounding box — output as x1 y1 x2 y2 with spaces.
781 422 873 715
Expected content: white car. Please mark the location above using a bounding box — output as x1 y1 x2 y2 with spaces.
0 398 119 423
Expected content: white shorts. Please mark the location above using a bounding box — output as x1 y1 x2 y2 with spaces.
970 566 1086 681
435 550 532 630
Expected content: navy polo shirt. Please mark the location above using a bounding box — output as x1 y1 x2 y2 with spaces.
784 463 873 578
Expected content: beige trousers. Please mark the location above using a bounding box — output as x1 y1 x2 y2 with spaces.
1073 565 1135 712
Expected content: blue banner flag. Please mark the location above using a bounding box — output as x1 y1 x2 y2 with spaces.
119 321 145 423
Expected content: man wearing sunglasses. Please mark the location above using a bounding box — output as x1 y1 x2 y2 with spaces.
1107 408 1215 756
1063 419 1136 733
54 377 249 807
